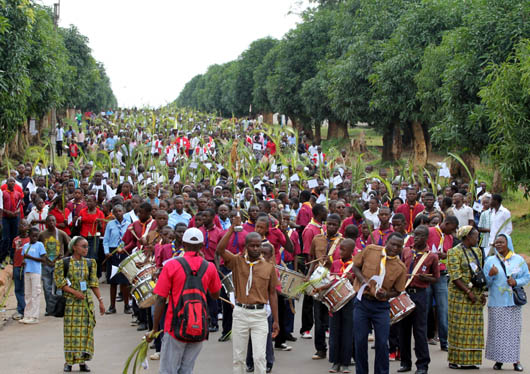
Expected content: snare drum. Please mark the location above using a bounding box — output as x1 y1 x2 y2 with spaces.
221 272 235 294
136 264 156 282
322 278 356 312
389 292 416 324
118 251 147 283
276 265 305 300
306 265 331 299
131 277 157 308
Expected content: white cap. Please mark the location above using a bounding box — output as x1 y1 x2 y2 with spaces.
182 228 204 245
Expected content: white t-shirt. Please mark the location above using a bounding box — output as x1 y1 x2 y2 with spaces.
453 205 474 228
56 127 65 141
363 209 380 229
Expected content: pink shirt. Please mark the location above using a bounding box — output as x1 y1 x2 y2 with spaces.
296 203 313 227
339 216 363 235
199 226 225 261
302 222 325 255
426 226 453 271
283 229 300 263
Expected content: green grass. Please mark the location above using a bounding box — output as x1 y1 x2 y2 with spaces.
503 190 530 255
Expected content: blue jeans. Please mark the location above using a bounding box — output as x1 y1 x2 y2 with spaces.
1 217 19 262
330 298 354 366
13 266 25 314
426 273 448 348
41 264 56 314
354 297 390 374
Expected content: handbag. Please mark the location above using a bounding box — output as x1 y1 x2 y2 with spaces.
496 254 527 306
52 257 71 318
462 245 487 289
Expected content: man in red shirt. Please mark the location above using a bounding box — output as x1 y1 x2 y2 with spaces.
199 208 225 333
1 177 24 264
425 215 458 352
396 188 425 233
148 227 221 374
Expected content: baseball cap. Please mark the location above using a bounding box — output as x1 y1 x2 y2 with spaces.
182 228 204 244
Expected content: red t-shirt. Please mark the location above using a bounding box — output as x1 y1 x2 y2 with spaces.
339 216 363 235
302 222 324 255
283 229 300 263
79 207 105 237
426 226 453 272
154 252 221 341
296 203 313 227
49 207 71 236
366 227 394 246
396 202 425 233
199 226 225 261
12 236 30 267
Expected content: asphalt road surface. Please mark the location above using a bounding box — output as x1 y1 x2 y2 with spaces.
1 283 529 374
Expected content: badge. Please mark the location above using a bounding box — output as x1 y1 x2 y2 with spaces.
79 281 87 291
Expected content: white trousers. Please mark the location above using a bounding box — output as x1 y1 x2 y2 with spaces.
232 306 268 374
24 272 42 319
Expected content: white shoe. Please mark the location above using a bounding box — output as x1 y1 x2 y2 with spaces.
218 313 223 321
368 333 375 342
18 317 29 324
23 318 38 324
149 352 160 360
301 331 312 339
276 343 292 351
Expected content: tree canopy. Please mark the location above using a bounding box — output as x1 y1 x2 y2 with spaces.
0 0 117 146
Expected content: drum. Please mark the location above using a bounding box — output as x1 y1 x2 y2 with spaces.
276 265 305 300
322 278 356 312
136 264 156 282
118 251 146 283
221 272 235 294
306 265 331 298
389 292 416 324
131 277 157 308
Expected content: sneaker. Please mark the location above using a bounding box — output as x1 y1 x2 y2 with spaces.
368 333 375 342
329 363 340 373
312 351 326 360
275 343 292 351
23 318 38 324
105 306 117 315
342 366 351 373
325 330 330 339
18 317 29 324
246 366 254 373
12 312 23 320
218 331 232 342
130 319 139 326
218 313 223 321
301 331 312 339
124 306 133 315
286 334 297 342
428 338 438 345
149 352 160 360
389 352 397 361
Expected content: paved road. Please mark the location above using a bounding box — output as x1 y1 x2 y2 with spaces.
1 283 529 374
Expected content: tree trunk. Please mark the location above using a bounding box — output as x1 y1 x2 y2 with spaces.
382 121 401 162
492 169 503 193
382 125 395 162
412 120 428 169
328 121 338 139
314 122 321 144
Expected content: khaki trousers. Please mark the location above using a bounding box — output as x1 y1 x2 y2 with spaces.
232 306 268 374
24 272 42 319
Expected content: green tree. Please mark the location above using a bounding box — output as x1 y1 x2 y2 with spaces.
479 40 530 195
0 0 34 145
417 0 530 154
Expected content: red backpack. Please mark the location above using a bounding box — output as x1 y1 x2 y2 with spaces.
171 257 210 342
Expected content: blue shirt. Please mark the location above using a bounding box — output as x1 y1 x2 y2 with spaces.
219 217 231 230
22 242 46 274
168 210 191 228
103 218 130 255
484 253 530 307
105 137 117 151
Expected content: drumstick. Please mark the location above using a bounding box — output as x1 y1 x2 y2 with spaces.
407 273 432 277
219 296 234 307
305 256 327 265
128 225 141 241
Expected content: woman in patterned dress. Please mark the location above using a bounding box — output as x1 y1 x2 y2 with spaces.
55 236 105 372
483 234 530 372
447 226 487 369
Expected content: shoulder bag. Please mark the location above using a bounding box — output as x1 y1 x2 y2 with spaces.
462 245 487 289
496 254 527 306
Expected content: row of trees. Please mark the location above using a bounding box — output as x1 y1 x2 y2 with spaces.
175 0 529 192
0 0 117 146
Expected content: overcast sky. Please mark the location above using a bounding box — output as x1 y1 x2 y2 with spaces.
38 0 307 108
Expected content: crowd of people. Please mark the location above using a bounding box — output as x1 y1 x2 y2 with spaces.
0 109 527 374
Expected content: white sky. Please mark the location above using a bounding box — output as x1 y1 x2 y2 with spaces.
38 0 308 108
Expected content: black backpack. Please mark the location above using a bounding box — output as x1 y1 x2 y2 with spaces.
170 257 209 342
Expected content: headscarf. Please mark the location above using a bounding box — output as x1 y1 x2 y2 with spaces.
68 236 85 254
497 233 515 253
456 225 474 240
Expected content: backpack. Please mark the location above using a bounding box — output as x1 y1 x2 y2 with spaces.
170 257 210 342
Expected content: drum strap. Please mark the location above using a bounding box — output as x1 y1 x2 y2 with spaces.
405 252 429 289
326 234 343 259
